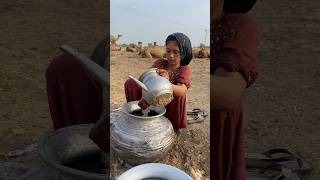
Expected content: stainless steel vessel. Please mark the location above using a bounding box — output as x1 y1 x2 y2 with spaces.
110 101 176 165
129 68 173 107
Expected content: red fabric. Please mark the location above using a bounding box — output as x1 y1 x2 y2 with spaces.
124 58 192 129
212 14 259 180
46 53 103 129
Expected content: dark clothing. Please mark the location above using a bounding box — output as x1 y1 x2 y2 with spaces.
212 14 259 180
46 53 103 129
224 0 258 13
46 37 109 154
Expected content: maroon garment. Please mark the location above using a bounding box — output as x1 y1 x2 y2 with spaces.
46 53 103 129
124 58 192 129
212 14 259 180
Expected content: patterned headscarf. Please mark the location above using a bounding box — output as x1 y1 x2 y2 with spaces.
223 0 258 13
165 32 193 66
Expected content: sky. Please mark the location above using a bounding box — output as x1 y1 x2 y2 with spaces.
110 0 210 47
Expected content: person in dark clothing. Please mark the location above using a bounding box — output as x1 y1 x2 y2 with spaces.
211 0 259 179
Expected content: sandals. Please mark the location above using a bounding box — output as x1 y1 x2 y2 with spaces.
247 149 299 163
246 148 314 179
187 108 208 124
277 158 314 174
246 148 297 169
246 148 314 174
247 165 304 180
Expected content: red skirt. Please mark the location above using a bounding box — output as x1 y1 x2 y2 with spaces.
46 53 103 129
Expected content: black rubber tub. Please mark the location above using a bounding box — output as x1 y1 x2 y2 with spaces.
38 124 108 180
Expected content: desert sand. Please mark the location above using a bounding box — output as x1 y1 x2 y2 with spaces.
0 0 319 179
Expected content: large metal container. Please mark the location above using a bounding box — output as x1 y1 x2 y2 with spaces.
110 101 176 165
129 68 173 107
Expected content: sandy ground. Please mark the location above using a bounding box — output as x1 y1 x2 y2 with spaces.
0 0 108 175
109 50 210 179
0 0 319 179
245 1 320 179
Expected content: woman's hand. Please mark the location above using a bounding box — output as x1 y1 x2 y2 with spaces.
156 69 188 97
212 68 247 110
156 69 170 80
172 83 188 97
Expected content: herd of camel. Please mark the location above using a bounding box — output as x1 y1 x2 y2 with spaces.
110 34 210 59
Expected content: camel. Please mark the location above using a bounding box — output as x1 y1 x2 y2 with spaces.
111 44 121 51
192 44 210 58
192 48 210 58
192 48 201 58
126 43 141 52
110 34 122 45
140 48 152 58
198 46 210 58
126 46 137 52
110 34 122 51
139 45 166 58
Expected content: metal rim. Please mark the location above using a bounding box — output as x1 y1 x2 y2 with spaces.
38 124 106 179
138 68 157 82
122 101 166 120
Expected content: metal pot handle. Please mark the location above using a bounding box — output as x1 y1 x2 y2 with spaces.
128 75 149 92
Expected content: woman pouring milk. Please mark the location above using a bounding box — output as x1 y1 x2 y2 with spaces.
124 32 193 129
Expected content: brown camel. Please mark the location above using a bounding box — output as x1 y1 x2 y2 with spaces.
192 48 201 58
198 47 210 58
140 45 166 58
110 34 122 51
192 44 210 58
110 44 121 51
110 34 122 45
126 43 141 52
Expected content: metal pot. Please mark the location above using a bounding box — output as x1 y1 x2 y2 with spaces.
129 68 173 107
117 163 193 180
110 101 176 165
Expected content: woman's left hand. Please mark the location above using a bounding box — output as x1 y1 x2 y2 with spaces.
157 69 170 80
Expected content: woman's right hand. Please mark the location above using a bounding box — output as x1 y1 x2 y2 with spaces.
157 69 170 80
